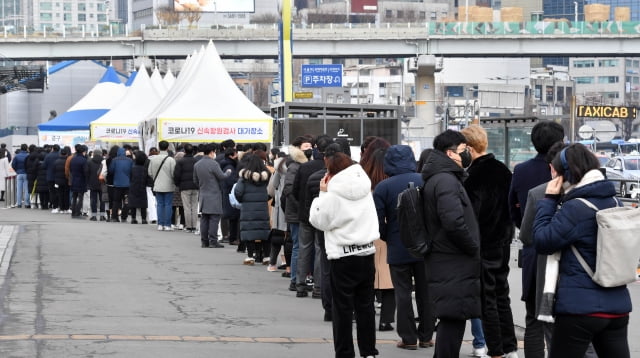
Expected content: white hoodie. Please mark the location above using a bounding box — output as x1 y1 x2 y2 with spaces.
309 164 378 260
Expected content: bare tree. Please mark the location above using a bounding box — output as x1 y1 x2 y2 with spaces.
156 6 183 26
184 11 202 27
252 77 273 108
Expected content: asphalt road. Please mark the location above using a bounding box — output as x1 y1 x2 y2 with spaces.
0 207 638 357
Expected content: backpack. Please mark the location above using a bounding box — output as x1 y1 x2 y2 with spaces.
396 181 431 258
571 198 640 287
229 182 242 210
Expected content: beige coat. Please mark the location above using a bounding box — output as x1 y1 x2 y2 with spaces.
374 239 394 289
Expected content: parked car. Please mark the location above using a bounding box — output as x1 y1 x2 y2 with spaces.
604 155 640 198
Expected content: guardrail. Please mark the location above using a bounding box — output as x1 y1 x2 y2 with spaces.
2 20 640 40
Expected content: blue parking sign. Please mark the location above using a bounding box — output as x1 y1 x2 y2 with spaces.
301 64 343 88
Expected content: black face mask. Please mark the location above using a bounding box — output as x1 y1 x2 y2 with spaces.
303 149 313 159
459 149 472 168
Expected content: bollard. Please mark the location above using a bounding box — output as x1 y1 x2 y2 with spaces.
5 176 16 208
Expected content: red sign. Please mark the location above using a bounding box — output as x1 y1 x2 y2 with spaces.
351 0 378 13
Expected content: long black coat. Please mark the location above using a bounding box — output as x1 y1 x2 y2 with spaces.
53 156 69 186
26 152 40 192
220 157 239 220
234 169 270 242
421 149 481 320
127 165 148 208
35 153 48 193
86 155 104 191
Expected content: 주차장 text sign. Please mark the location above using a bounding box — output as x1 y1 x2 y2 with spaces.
301 64 343 88
577 105 637 119
158 119 272 143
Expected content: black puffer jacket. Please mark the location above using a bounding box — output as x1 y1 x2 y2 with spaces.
35 153 49 193
53 155 69 186
128 164 148 209
234 169 270 242
86 153 104 191
26 151 40 192
174 154 198 191
421 149 481 320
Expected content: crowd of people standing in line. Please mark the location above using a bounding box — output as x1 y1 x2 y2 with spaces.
0 121 632 358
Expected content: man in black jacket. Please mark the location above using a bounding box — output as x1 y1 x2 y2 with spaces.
292 135 332 297
43 144 60 212
421 130 481 357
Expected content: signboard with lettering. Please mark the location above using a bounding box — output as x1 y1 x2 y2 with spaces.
39 130 90 147
576 105 637 119
157 119 272 143
294 92 314 99
91 123 140 141
301 64 343 88
174 0 254 13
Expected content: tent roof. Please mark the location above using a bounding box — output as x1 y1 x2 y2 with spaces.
38 109 109 131
37 66 126 131
157 41 270 121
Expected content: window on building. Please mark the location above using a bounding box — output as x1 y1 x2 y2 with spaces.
573 60 594 68
598 59 619 67
576 77 594 84
397 10 404 18
379 82 387 97
546 86 553 101
89 13 93 18
77 3 85 11
385 9 392 18
419 11 426 20
40 2 52 10
78 13 85 21
63 3 71 10
407 11 414 20
603 92 619 99
97 13 106 21
634 77 640 84
446 86 464 97
634 92 639 100
40 13 52 21
430 12 437 20
557 86 564 102
635 60 640 67
534 84 542 100
97 3 105 11
627 59 632 67
63 13 71 21
598 76 619 84
56 13 60 17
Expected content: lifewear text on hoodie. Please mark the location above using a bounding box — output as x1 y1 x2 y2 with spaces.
341 242 376 256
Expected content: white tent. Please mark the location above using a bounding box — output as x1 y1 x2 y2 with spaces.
144 41 272 146
163 69 176 91
90 64 165 142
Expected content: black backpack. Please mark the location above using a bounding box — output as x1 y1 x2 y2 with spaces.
396 182 431 258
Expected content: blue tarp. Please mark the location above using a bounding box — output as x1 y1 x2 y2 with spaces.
38 109 109 131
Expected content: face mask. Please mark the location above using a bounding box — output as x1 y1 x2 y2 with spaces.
459 150 472 168
303 149 313 159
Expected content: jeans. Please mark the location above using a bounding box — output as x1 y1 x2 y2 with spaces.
155 192 173 227
390 261 435 345
289 223 300 284
90 189 105 216
550 315 629 358
16 173 30 206
471 318 486 348
180 190 198 229
330 254 378 358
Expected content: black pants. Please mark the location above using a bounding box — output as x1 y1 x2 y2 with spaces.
48 181 58 209
200 213 220 246
319 233 332 314
57 184 70 211
129 208 147 221
113 187 129 220
71 191 84 217
481 245 518 356
38 191 49 209
550 315 629 358
524 292 545 358
434 318 466 358
390 261 435 345
247 240 270 261
330 254 378 358
377 289 395 325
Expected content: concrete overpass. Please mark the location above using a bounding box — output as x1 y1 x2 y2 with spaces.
1 21 640 60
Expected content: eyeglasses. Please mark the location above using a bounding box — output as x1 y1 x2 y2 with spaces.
449 146 468 156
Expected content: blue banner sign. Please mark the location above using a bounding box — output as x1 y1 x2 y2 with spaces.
301 64 343 87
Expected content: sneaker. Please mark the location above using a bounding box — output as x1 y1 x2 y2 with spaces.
131 220 138 224
419 340 435 348
157 225 164 231
288 282 297 291
100 216 107 222
296 290 308 298
262 258 270 265
141 220 148 225
305 275 314 287
163 226 173 231
281 271 291 278
51 208 59 214
471 347 487 357
267 265 277 272
396 341 417 350
243 257 255 265
89 216 97 221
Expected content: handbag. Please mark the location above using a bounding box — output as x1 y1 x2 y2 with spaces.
268 229 287 246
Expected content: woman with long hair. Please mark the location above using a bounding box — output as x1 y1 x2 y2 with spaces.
533 143 631 358
309 148 379 358
234 153 271 265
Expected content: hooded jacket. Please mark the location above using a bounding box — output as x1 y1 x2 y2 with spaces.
234 168 271 242
373 145 424 265
69 152 88 193
282 145 308 223
421 149 481 320
109 148 133 188
86 152 105 191
533 170 631 315
309 164 378 260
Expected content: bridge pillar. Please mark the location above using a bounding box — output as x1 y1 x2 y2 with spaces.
411 55 442 150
